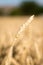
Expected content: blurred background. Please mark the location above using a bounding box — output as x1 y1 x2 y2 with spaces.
0 0 43 16
0 0 43 38
0 1 43 65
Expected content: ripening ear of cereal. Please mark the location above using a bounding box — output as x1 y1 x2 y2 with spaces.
13 15 34 47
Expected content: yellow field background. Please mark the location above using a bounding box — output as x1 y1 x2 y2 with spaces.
0 16 43 65
0 16 43 34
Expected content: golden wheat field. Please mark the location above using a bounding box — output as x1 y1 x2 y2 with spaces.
0 16 43 65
